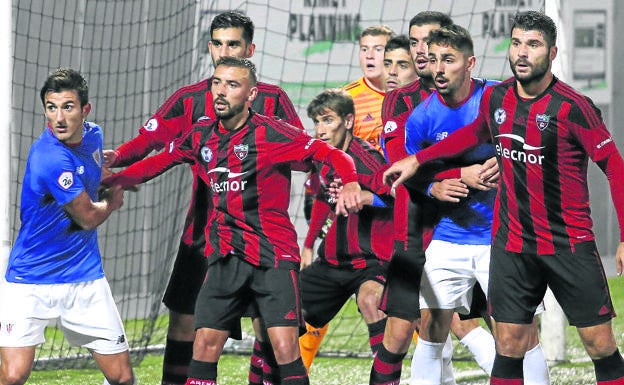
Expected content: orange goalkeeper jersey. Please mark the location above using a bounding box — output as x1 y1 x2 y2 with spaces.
343 77 385 152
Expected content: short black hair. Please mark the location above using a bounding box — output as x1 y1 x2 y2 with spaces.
215 57 258 85
385 35 410 53
511 11 557 48
409 11 453 29
427 24 474 58
40 68 88 107
210 11 254 43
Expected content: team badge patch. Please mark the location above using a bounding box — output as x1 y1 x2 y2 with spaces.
143 118 158 132
384 120 397 134
58 171 74 190
201 146 213 162
535 114 550 131
233 144 248 160
494 108 506 125
92 150 101 166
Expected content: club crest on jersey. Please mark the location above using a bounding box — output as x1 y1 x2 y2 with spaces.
233 144 248 160
58 171 74 190
384 120 397 134
92 150 101 166
143 118 158 131
535 114 550 131
494 108 506 125
201 146 213 163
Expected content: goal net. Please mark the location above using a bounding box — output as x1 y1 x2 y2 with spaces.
9 0 545 368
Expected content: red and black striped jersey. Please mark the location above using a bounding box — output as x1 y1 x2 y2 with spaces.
381 79 432 163
103 111 358 270
315 136 394 268
380 80 437 254
416 77 624 254
111 77 303 247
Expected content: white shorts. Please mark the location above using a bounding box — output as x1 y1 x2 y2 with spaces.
0 278 129 354
419 240 490 314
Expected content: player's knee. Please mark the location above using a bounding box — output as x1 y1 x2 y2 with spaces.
105 371 135 385
0 366 30 385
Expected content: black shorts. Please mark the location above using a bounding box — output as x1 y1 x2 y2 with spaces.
489 241 615 327
194 255 304 334
162 241 208 314
300 260 387 328
380 241 426 320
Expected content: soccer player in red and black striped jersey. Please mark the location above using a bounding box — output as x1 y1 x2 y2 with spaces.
103 12 303 385
104 57 363 385
384 11 624 385
299 89 393 368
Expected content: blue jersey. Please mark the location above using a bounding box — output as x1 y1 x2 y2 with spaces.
7 123 106 284
405 79 498 245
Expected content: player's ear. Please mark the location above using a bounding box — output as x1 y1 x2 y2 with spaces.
246 42 256 58
248 86 258 103
82 102 92 118
344 113 354 130
550 45 558 62
466 55 476 72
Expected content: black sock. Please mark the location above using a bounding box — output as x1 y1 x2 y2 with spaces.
187 359 217 382
593 349 624 382
491 353 523 382
162 338 193 385
279 357 309 385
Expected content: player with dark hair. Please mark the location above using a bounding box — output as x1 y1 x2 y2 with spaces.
384 11 624 385
103 11 303 385
299 23 396 367
103 57 363 385
0 68 132 385
370 11 454 385
299 89 393 369
383 35 419 91
406 24 548 384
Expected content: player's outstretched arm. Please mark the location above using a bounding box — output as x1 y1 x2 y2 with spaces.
383 155 420 192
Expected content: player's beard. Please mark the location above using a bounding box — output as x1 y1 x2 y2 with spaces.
214 98 246 120
510 54 550 86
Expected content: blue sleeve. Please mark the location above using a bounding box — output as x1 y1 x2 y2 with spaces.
404 106 428 155
35 146 85 206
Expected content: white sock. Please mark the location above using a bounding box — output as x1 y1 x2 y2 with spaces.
441 334 457 385
459 326 495 375
524 343 551 385
409 337 446 385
